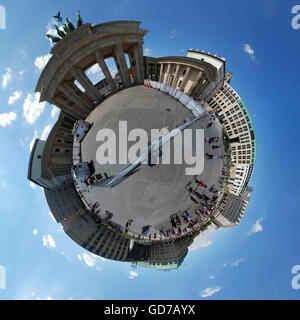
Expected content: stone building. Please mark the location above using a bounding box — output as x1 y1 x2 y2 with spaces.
81 225 131 261
44 182 86 223
36 21 148 119
27 111 76 189
205 74 256 196
207 82 256 166
214 187 251 227
143 50 224 101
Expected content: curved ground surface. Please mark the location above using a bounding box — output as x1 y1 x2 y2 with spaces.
80 85 225 236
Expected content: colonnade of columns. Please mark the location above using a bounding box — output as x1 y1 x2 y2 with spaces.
155 62 209 98
51 41 145 119
144 61 160 81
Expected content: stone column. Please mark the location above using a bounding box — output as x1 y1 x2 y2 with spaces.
163 63 171 83
187 70 203 96
172 64 181 87
159 63 164 82
179 66 191 91
129 43 144 83
58 82 92 113
95 51 118 92
134 42 145 83
195 76 208 95
194 76 209 99
145 62 149 78
113 43 131 87
51 96 82 119
154 64 158 81
70 67 102 102
166 64 173 85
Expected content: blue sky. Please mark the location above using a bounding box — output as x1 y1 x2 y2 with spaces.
0 0 300 300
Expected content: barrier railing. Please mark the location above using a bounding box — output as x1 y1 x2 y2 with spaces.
145 80 206 118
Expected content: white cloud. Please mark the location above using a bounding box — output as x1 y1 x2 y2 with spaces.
33 228 38 235
29 130 38 151
199 286 221 298
77 254 82 261
169 29 177 39
29 181 36 189
2 181 6 188
46 21 57 38
209 275 215 280
128 270 138 279
82 253 96 267
41 124 51 140
19 70 24 76
0 112 17 127
49 211 56 222
8 90 22 104
34 54 52 72
42 234 56 248
250 218 263 234
74 80 85 92
231 258 245 267
244 43 255 60
87 64 101 75
23 92 46 124
45 20 65 45
188 227 215 251
143 47 152 56
1 67 12 89
51 106 59 119
109 69 118 78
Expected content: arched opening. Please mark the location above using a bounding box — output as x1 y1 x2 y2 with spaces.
105 57 120 90
85 63 104 85
74 80 85 93
124 53 134 84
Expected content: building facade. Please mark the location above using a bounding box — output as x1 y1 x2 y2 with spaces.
207 82 256 166
36 21 148 119
143 49 224 101
214 187 251 227
205 73 256 197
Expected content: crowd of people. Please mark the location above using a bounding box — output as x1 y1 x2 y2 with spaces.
81 111 229 242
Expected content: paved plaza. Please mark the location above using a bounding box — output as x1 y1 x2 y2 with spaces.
80 85 225 236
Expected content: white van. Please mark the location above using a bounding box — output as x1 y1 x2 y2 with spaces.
71 162 91 183
72 120 91 142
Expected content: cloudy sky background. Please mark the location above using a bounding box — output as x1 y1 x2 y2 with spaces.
0 0 300 299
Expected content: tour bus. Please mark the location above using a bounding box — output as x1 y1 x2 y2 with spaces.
72 120 91 142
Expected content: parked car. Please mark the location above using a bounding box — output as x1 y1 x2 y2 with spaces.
71 162 91 183
72 120 91 142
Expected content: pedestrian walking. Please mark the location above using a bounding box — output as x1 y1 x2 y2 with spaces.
195 179 207 188
206 153 218 160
